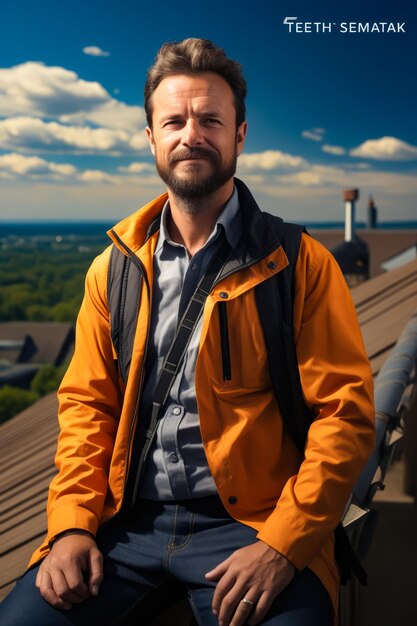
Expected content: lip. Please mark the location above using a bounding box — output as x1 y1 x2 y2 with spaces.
177 157 210 161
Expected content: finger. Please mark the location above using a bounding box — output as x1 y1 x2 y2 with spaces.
205 555 231 579
247 590 274 625
39 571 72 610
51 567 86 604
211 570 237 616
230 593 258 626
64 564 90 600
62 554 91 601
88 548 104 596
216 581 248 626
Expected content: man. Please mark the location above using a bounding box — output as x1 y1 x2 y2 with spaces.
0 38 375 625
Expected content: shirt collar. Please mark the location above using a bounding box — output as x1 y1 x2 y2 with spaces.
155 186 242 255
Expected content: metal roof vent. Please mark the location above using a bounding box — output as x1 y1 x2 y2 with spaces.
332 188 369 287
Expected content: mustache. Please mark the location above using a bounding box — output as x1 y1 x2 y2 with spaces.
170 148 218 163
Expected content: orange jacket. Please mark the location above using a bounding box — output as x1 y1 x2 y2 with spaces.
29 185 375 617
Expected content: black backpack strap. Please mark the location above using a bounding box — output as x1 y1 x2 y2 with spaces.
108 216 161 383
151 235 231 422
335 523 368 585
108 246 143 383
130 235 232 501
255 215 311 451
255 214 367 586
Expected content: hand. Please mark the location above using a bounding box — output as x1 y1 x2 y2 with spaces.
205 540 295 626
35 531 103 610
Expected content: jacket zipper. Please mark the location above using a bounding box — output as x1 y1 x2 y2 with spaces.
218 302 231 381
117 256 131 379
214 244 281 384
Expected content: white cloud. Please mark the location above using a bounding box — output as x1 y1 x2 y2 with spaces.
278 171 324 186
236 150 363 189
118 162 156 174
0 62 107 117
61 100 146 133
0 116 148 154
237 167 417 223
83 46 110 57
0 152 120 183
238 150 306 171
0 152 76 178
78 170 119 184
275 164 348 187
0 62 145 132
0 152 159 186
302 129 325 142
247 166 417 198
350 136 417 161
322 144 346 156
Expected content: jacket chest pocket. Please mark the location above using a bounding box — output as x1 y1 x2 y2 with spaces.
214 295 270 391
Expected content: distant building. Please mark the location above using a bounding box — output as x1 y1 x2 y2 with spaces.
332 189 370 286
0 322 74 388
311 192 417 279
367 195 378 229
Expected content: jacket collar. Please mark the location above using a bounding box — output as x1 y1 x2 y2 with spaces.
107 178 284 270
107 190 167 254
223 178 283 271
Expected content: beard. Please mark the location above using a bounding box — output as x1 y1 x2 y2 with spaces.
155 146 237 204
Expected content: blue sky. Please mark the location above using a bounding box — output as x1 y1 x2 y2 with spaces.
0 0 416 222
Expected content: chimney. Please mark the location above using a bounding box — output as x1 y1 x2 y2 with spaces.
367 195 377 229
343 188 359 242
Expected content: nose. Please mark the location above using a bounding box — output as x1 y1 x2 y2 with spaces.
181 119 203 147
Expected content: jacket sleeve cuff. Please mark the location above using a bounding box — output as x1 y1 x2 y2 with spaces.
255 494 331 570
48 502 100 544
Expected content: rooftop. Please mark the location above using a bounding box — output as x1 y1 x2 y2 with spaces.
311 228 417 279
0 322 74 367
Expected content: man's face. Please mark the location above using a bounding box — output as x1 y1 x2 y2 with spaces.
146 72 247 199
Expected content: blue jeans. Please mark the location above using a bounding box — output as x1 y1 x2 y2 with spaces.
0 496 333 625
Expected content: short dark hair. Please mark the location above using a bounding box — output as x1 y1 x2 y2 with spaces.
144 38 247 128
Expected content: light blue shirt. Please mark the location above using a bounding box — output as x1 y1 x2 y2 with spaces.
140 187 241 500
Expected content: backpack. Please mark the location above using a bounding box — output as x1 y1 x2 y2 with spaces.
107 210 366 586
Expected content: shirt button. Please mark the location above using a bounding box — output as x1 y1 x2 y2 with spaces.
173 407 181 415
169 453 179 463
228 496 238 504
191 263 198 271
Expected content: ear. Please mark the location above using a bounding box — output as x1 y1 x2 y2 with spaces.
146 127 156 156
236 121 248 156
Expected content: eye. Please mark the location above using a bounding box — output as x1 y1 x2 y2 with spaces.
162 119 183 128
204 118 221 125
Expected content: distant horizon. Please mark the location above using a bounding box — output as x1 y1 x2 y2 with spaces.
2 219 417 228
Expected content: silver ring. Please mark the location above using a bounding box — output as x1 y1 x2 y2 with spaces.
240 598 254 608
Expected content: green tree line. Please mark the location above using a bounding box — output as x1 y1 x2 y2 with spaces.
0 242 107 422
0 246 102 322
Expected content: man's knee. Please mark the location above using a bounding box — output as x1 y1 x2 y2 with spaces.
261 568 334 626
0 566 67 626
